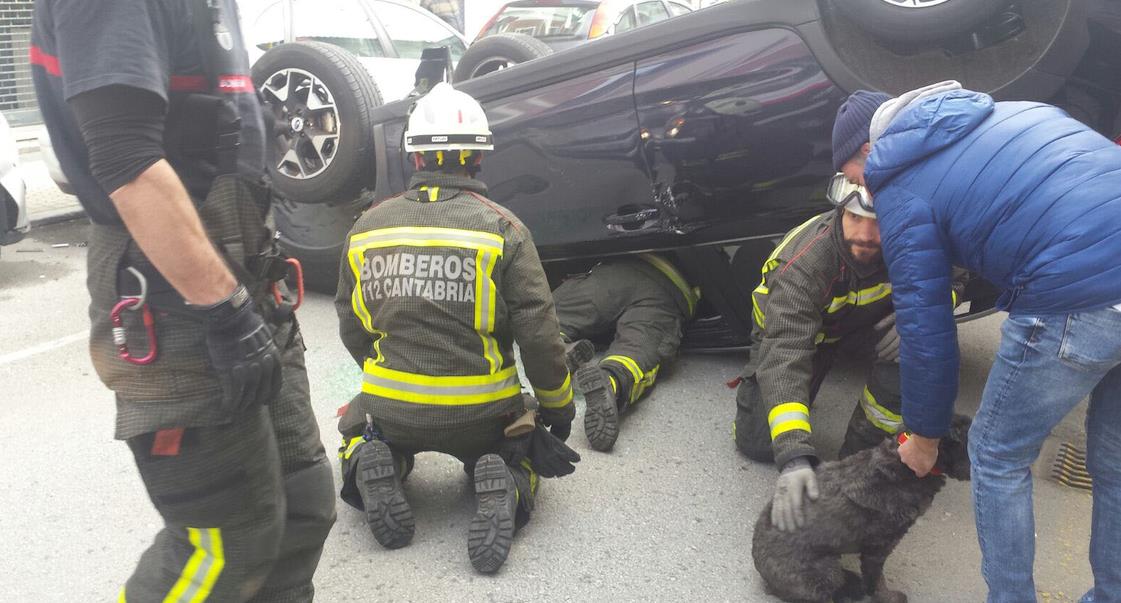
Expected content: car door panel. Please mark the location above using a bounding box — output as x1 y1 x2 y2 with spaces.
446 63 651 255
634 28 846 244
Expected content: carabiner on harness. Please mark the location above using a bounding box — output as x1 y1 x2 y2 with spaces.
271 257 304 311
110 267 158 365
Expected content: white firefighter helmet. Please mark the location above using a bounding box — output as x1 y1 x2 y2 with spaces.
404 82 494 153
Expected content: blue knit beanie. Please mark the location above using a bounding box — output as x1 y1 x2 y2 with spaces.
832 90 891 171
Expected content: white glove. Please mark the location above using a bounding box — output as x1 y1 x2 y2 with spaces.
874 313 900 363
771 457 819 532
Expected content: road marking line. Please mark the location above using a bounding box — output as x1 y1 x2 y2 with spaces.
0 331 88 366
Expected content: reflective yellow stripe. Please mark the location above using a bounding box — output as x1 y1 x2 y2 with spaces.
637 254 699 316
119 587 127 603
347 226 505 371
362 360 520 405
341 436 365 460
602 355 659 403
602 355 643 386
520 458 538 495
164 528 224 603
751 215 825 330
860 386 903 434
475 248 503 372
428 186 439 202
825 283 893 313
951 289 959 307
768 402 811 440
534 372 574 408
349 226 504 253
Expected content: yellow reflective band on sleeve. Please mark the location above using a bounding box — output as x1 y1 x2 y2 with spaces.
119 587 127 603
534 372 574 408
860 386 903 434
341 436 366 460
825 283 893 314
768 402 811 440
637 254 699 316
362 360 521 405
951 289 959 307
163 528 225 603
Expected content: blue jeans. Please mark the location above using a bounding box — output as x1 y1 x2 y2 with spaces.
970 306 1121 603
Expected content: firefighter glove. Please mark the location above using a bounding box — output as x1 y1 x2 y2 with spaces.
201 284 282 414
874 313 900 363
538 402 575 441
772 456 819 532
527 424 581 478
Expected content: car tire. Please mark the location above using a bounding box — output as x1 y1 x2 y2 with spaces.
252 41 383 205
453 33 553 82
273 194 368 293
829 0 1009 44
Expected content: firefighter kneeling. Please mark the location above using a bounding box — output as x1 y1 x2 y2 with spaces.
334 83 579 573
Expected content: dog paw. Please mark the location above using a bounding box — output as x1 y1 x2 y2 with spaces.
872 589 907 603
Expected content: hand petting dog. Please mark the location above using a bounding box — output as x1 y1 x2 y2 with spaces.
899 434 940 477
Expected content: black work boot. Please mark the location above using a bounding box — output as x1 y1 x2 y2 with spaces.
467 454 518 574
576 365 620 451
357 439 415 549
564 338 595 371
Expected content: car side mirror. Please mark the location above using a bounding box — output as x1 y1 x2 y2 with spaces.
410 46 452 98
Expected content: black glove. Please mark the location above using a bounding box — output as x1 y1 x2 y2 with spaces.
527 424 581 478
201 284 282 415
538 403 575 441
496 431 531 467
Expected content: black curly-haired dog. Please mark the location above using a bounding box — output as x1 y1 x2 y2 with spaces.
751 415 972 603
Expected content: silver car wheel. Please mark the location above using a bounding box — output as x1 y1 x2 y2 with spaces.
259 68 342 180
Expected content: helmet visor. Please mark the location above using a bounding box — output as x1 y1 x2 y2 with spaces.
826 172 874 215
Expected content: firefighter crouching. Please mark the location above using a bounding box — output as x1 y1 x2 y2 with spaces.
334 83 578 574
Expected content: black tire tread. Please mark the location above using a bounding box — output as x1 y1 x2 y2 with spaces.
453 33 553 82
251 41 384 204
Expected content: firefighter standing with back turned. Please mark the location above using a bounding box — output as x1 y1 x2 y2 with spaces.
31 0 335 599
334 83 577 574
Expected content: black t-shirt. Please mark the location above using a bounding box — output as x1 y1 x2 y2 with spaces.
31 0 266 225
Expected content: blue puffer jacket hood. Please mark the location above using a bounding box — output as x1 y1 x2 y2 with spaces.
864 88 1121 438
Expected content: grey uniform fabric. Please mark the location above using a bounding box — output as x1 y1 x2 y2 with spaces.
87 178 334 602
335 172 569 517
553 256 691 405
733 210 917 468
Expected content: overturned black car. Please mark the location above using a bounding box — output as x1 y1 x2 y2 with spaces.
256 0 1121 349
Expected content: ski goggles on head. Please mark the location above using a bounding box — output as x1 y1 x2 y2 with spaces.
826 172 874 216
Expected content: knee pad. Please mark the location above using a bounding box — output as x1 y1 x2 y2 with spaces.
283 460 338 544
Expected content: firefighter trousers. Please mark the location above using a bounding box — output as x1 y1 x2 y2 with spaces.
553 264 684 406
733 343 903 464
118 320 336 602
338 406 538 521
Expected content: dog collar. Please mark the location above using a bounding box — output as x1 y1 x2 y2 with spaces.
897 432 943 476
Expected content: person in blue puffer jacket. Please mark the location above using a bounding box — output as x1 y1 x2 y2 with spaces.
832 81 1121 603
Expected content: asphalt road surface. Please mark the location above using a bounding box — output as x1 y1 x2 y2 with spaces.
0 219 1096 602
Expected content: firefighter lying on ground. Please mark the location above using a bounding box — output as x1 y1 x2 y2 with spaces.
554 254 698 451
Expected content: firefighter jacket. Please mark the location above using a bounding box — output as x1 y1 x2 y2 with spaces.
746 209 965 468
335 172 573 432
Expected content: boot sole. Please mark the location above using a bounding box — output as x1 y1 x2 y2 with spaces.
467 454 515 574
577 366 619 452
564 339 595 371
358 441 415 549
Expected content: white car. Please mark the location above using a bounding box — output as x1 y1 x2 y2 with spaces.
240 0 467 103
0 111 30 254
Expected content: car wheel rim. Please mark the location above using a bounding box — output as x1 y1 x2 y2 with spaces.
259 68 341 180
876 0 953 7
471 56 517 78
